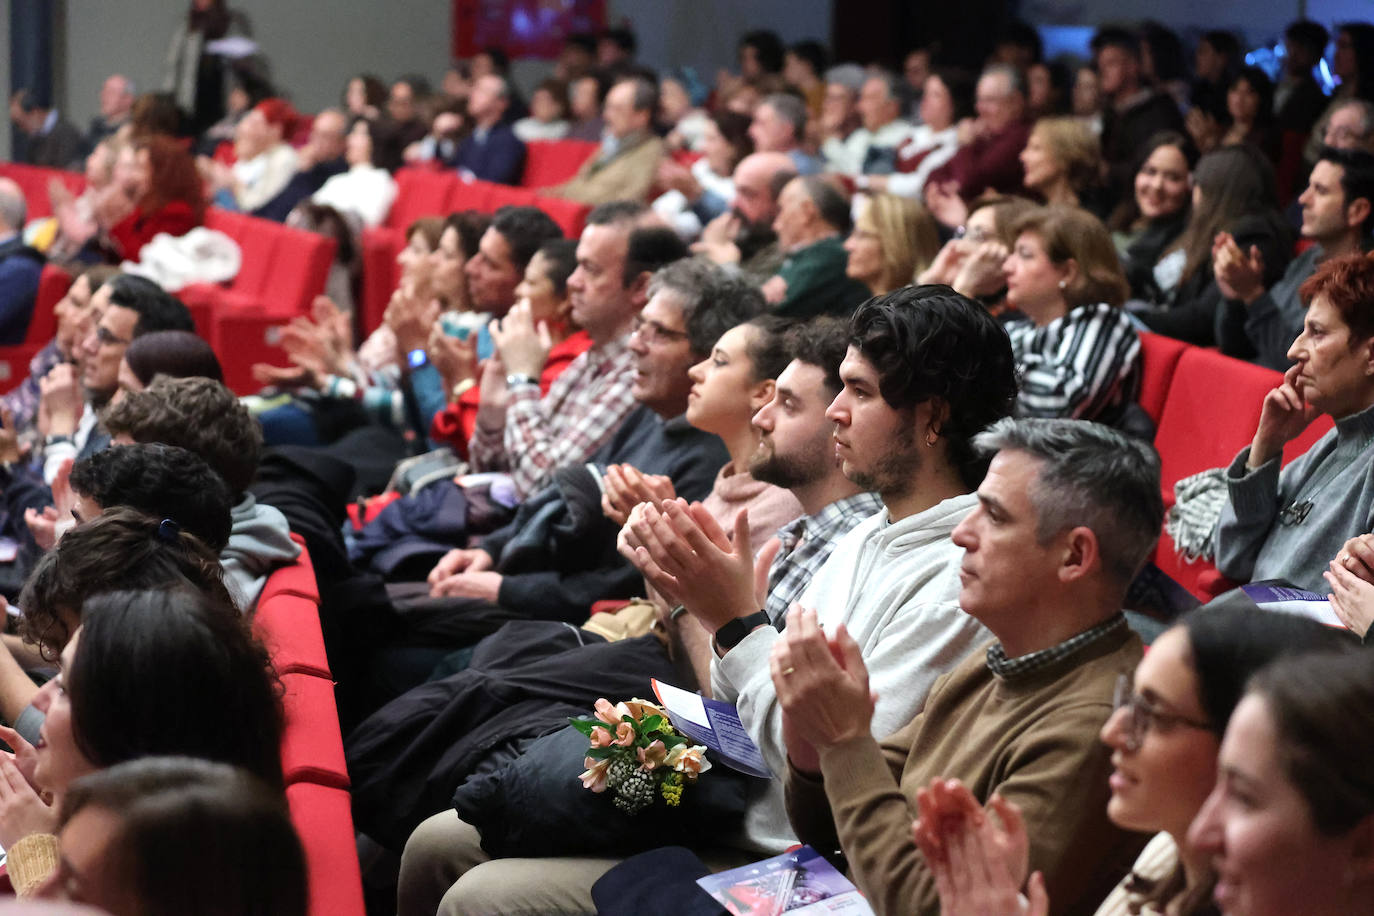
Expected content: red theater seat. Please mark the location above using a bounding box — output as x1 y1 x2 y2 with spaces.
278 672 350 789
520 139 598 188
0 164 85 220
254 593 332 679
286 782 366 916
1136 332 1190 426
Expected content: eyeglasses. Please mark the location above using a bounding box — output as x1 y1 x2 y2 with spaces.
95 324 131 347
953 224 991 243
1112 674 1212 752
630 316 690 345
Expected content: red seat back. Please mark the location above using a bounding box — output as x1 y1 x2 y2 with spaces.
386 168 460 230
26 264 71 346
535 195 591 238
520 139 598 188
286 783 366 916
1136 333 1191 425
0 163 85 220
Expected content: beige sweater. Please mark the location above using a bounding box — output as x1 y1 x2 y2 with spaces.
786 624 1147 916
550 132 664 205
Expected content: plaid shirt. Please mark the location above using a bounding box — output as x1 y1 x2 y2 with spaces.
1 341 62 447
985 612 1129 680
468 334 638 500
763 492 885 625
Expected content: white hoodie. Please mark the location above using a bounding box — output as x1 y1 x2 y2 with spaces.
712 492 989 854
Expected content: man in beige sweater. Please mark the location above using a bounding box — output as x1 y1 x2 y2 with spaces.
774 417 1161 916
549 76 664 205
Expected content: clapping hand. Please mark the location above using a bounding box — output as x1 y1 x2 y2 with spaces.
1325 534 1374 637
770 607 875 771
601 464 676 526
490 301 553 379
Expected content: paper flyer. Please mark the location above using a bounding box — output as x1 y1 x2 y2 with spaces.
1242 581 1345 629
651 679 772 779
696 844 874 916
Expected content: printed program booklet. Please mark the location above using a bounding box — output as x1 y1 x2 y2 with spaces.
695 845 874 916
650 679 772 779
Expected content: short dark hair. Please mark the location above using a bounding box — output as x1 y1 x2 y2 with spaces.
798 175 851 234
623 225 689 288
123 330 223 387
618 75 658 114
742 315 795 383
740 30 786 74
1316 146 1374 235
648 258 767 357
586 200 648 228
1200 29 1242 63
1091 26 1141 60
61 757 307 916
444 209 493 260
1285 20 1330 57
105 275 195 337
995 20 1043 63
973 417 1163 584
849 286 1018 489
17 507 232 660
536 238 579 297
490 206 563 273
599 27 637 55
786 316 850 398
787 40 829 78
101 377 261 496
69 589 284 790
69 444 234 551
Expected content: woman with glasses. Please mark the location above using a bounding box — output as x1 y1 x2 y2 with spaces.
911 605 1356 915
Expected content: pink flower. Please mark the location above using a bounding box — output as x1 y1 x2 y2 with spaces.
637 740 667 770
589 726 614 748
614 722 636 746
579 756 611 792
594 697 631 726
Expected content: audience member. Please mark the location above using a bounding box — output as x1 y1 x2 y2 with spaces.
513 79 570 143
1215 253 1374 593
106 136 204 263
101 375 300 609
1322 98 1374 154
901 45 934 116
550 77 664 205
375 76 433 172
1132 144 1292 347
870 69 973 199
252 107 348 222
34 757 306 915
161 0 242 134
783 40 829 123
1198 67 1279 162
309 118 397 228
0 180 43 346
597 27 637 70
917 195 1037 303
1002 205 1140 423
653 109 752 239
1305 24 1374 165
206 98 300 213
84 75 134 148
465 206 676 501
925 64 1032 200
1275 21 1330 136
454 75 525 185
1094 26 1186 201
1110 131 1196 302
916 605 1357 916
749 93 822 176
777 417 1160 915
817 65 865 153
118 329 224 393
1020 116 1103 208
1143 25 1190 98
843 193 940 296
344 73 387 121
822 72 912 177
1215 147 1374 368
763 176 870 318
692 151 797 281
658 71 710 152
10 89 84 170
565 74 607 142
990 20 1042 71
1188 649 1374 916
1189 29 1242 126
1026 59 1073 118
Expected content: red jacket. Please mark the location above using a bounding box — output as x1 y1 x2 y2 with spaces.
428 330 594 458
109 201 201 262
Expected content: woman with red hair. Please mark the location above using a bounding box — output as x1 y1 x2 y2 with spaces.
202 97 299 212
107 135 205 262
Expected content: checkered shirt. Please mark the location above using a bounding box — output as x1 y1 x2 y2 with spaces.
763 492 885 626
985 612 1129 680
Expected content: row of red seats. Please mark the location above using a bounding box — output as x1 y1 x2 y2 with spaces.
1139 333 1332 600
255 536 365 916
0 163 86 221
359 161 594 337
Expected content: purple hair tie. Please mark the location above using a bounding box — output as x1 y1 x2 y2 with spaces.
157 518 181 542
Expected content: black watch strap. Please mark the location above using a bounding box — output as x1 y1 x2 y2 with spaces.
714 610 771 650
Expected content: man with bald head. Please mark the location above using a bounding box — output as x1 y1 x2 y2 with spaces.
252 108 350 222
86 74 134 148
761 175 870 318
694 151 798 282
0 179 43 345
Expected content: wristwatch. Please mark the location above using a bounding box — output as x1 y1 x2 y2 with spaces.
406 348 429 370
714 610 770 651
505 373 537 388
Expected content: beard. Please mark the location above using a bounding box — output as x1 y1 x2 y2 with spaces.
845 426 920 498
733 211 779 263
749 431 832 490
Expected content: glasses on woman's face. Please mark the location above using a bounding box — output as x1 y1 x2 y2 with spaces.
953 223 992 243
1112 674 1212 752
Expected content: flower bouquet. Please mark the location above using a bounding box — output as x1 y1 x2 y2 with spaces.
571 697 711 815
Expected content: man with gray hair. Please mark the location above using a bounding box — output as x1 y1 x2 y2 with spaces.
1321 98 1374 155
925 62 1031 200
551 76 665 204
761 175 870 317
821 71 913 177
750 93 823 175
0 178 43 345
455 74 526 185
86 74 135 148
776 417 1159 915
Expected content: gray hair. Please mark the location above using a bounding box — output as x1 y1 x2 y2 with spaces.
0 183 27 232
1333 98 1374 138
974 417 1163 584
647 257 766 356
980 62 1026 98
798 175 851 233
825 63 866 94
761 93 807 140
864 69 905 104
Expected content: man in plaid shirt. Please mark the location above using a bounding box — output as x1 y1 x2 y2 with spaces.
467 201 687 501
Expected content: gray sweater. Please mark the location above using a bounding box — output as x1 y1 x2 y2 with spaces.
1215 402 1374 592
